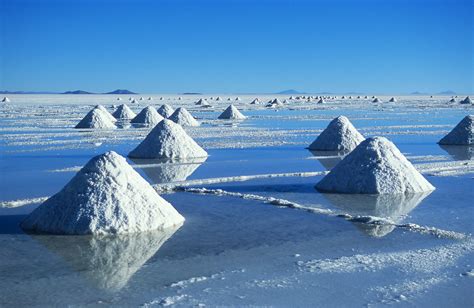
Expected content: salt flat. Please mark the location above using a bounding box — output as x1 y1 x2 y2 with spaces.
0 94 473 307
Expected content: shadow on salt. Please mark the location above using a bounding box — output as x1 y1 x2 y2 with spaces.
438 144 474 161
320 192 432 237
26 223 182 292
129 157 207 184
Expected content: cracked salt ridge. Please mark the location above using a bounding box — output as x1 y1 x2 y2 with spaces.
178 187 467 240
297 238 474 274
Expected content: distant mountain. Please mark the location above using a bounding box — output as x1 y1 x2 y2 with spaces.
410 91 427 95
62 90 93 94
105 89 137 94
437 90 456 95
276 89 305 94
182 92 203 95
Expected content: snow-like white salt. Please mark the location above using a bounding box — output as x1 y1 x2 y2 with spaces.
250 98 260 104
94 105 117 123
316 137 435 194
20 151 185 235
460 96 472 104
218 105 246 120
157 104 175 118
168 107 200 127
2 97 11 103
112 104 136 120
128 119 208 159
438 115 473 145
389 97 397 102
131 106 164 125
373 98 382 103
75 108 117 129
308 116 364 152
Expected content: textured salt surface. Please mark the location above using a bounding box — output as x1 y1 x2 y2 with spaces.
112 104 136 120
21 151 184 234
75 108 117 129
129 119 208 159
157 104 175 118
316 137 435 194
131 106 164 125
168 107 200 127
308 116 364 152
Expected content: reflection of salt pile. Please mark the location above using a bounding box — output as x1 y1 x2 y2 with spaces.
438 115 473 145
130 157 207 184
389 97 397 102
218 105 246 120
308 116 364 152
21 151 184 234
316 137 435 194
157 104 175 118
309 150 345 170
1 97 10 103
168 107 200 127
30 225 181 291
323 192 431 237
75 108 117 129
439 144 474 160
460 96 472 104
131 106 163 125
128 119 208 159
94 105 117 123
112 104 136 120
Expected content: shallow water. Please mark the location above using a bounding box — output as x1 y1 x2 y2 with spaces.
0 95 473 307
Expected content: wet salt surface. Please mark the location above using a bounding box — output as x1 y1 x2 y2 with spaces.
0 95 473 306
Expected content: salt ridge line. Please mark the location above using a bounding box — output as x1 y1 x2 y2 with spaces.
0 171 328 208
179 187 467 240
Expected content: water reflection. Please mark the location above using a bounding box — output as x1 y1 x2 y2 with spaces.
28 224 182 292
308 150 346 170
129 157 207 184
438 144 474 160
321 192 432 237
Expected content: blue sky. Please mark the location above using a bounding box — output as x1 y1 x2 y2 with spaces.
0 0 472 93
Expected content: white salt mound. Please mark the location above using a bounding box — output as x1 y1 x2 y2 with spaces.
449 98 456 103
373 98 382 103
112 104 136 120
21 151 184 235
389 97 397 102
128 119 208 159
75 108 117 129
317 98 325 104
316 137 435 194
157 104 175 118
460 96 472 104
250 98 260 104
266 98 283 108
168 107 200 127
131 106 164 125
94 105 117 123
438 115 474 145
308 116 364 152
195 98 208 105
218 105 246 120
1 97 10 103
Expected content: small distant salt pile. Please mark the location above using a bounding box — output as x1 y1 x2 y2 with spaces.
266 98 283 108
131 106 163 126
289 96 295 100
389 97 397 102
218 105 247 120
94 105 117 123
148 97 152 101
129 119 208 159
438 115 473 145
131 99 138 104
128 97 132 101
364 95 369 99
250 98 260 104
75 108 117 129
308 116 364 152
216 96 222 101
449 98 456 103
195 98 211 107
317 98 325 104
117 97 122 101
316 137 435 194
357 96 361 99
157 104 175 118
341 96 346 99
168 107 200 127
139 97 144 101
178 97 182 100
160 97 164 100
372 97 381 103
235 97 241 101
460 96 472 104
112 104 136 120
1 97 10 103
21 151 184 234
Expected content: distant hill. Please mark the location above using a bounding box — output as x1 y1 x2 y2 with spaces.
410 91 427 95
182 92 203 95
62 90 93 94
276 89 305 94
105 89 137 94
437 90 456 95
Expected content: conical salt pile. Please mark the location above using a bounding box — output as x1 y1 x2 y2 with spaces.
438 115 473 145
112 104 136 120
266 98 283 108
316 137 435 194
317 98 325 104
75 108 117 129
128 119 208 159
460 96 472 104
372 97 381 103
131 106 163 125
1 97 10 103
195 98 208 105
94 105 117 123
250 98 260 104
157 104 175 118
449 98 456 103
21 151 185 235
308 116 364 152
218 105 246 120
389 97 397 102
168 107 200 127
